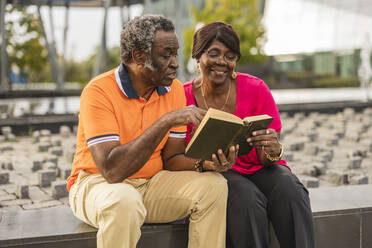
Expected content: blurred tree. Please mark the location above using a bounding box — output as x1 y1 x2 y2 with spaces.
5 5 49 82
64 46 121 86
184 0 267 66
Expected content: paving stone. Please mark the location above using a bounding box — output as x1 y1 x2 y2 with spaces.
348 156 362 169
64 150 75 163
15 184 29 199
73 125 78 134
0 205 23 212
32 130 41 143
2 160 14 171
38 170 57 187
28 186 53 203
1 126 12 137
60 125 71 137
318 151 333 162
326 137 338 146
303 166 318 177
40 129 51 137
333 130 345 139
349 175 369 185
21 172 38 185
0 172 9 184
283 151 294 162
60 166 71 180
0 184 16 194
50 147 63 157
0 194 17 202
312 162 327 175
0 144 14 152
304 144 319 156
9 173 27 184
59 197 69 205
6 133 16 142
289 141 305 151
51 181 68 199
38 142 52 152
0 198 32 206
32 157 43 172
299 175 319 188
359 140 372 152
51 137 62 147
327 170 349 185
45 154 58 166
39 136 51 143
43 161 59 177
22 200 62 210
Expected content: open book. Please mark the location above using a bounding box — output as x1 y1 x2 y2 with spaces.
185 108 273 160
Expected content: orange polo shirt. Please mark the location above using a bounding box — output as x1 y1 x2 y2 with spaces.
67 64 186 191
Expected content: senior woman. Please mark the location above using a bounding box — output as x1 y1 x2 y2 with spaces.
184 21 315 248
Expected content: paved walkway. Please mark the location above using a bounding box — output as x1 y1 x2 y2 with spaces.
1 87 372 117
272 87 372 104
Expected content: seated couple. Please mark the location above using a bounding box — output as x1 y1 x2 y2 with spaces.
67 15 314 248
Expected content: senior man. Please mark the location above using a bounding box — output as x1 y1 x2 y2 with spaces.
67 15 236 248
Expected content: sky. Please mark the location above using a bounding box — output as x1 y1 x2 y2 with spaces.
21 0 372 62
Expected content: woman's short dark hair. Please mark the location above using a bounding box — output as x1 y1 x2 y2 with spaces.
192 21 241 60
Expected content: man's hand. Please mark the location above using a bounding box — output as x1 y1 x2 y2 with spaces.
163 105 207 128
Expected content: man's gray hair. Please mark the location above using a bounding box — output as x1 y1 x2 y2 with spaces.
120 14 175 63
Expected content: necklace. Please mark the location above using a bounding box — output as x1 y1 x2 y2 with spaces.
200 80 232 111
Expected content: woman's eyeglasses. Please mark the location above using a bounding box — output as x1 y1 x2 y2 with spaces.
205 49 238 63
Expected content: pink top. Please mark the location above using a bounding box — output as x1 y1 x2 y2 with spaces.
184 72 288 175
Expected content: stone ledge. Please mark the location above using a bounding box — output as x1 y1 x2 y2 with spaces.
1 184 372 248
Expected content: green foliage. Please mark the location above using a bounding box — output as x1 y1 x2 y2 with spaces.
311 76 360 88
5 5 49 80
184 0 267 66
64 46 121 86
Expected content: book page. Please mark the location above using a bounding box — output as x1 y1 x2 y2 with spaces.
243 114 272 125
207 108 242 124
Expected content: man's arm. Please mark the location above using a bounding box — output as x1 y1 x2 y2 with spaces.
89 106 205 183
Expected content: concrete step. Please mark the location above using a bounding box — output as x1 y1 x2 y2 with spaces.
1 184 372 248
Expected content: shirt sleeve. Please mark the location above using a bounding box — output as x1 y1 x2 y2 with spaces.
257 81 282 132
169 80 187 139
80 84 120 147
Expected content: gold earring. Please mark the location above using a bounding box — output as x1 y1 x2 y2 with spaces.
196 63 201 76
232 71 237 79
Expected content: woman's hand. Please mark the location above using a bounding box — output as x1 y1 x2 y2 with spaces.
203 145 239 172
246 129 281 157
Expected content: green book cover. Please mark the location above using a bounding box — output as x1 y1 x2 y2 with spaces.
185 108 273 161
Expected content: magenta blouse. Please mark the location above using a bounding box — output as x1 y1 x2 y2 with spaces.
184 72 288 175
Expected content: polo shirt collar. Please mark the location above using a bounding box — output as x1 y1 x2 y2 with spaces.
114 63 171 99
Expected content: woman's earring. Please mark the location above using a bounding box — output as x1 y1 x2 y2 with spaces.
196 63 201 76
232 71 237 79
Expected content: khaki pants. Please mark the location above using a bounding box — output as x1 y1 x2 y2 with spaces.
69 170 227 248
